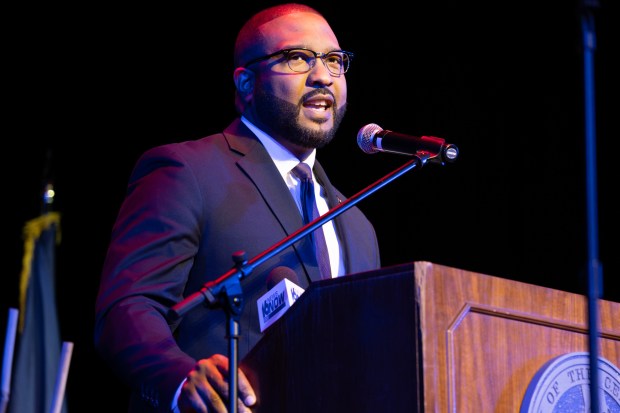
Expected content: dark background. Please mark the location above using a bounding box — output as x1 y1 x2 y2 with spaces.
3 0 618 410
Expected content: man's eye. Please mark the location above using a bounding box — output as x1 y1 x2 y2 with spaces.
287 53 307 62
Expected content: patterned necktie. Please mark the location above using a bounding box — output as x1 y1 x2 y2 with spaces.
292 163 331 280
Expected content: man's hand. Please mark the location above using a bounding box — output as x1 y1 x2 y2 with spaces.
177 354 257 413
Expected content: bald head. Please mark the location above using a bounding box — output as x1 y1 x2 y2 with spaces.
234 3 324 68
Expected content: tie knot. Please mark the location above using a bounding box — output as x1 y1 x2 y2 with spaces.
292 163 313 182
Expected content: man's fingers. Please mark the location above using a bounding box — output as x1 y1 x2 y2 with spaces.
179 379 209 413
183 358 230 413
181 356 256 413
237 368 257 408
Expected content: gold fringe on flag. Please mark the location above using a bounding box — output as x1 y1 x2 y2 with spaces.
17 211 61 332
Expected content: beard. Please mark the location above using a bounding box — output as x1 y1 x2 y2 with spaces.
253 88 347 149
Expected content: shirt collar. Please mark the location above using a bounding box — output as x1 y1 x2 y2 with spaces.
241 116 316 177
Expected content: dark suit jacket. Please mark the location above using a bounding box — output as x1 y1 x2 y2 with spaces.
94 118 380 412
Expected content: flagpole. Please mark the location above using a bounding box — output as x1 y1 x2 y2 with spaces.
0 308 19 413
49 342 74 413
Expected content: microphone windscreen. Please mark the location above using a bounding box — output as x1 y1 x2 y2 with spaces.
357 123 383 154
266 266 299 290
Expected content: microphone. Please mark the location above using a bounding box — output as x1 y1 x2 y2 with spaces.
357 123 459 163
257 267 305 332
266 266 298 290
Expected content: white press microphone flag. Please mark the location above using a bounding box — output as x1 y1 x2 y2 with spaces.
257 276 305 332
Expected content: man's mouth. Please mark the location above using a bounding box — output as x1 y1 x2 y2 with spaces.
303 98 333 111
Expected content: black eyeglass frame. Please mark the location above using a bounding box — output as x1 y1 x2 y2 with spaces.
241 47 354 76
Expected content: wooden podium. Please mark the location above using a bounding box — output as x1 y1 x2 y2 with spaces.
240 261 620 412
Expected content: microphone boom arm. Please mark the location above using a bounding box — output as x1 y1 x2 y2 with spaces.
169 153 436 320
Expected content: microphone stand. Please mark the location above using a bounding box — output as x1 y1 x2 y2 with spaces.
168 151 444 413
580 1 602 412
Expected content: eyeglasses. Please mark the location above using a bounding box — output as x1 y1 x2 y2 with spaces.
242 48 354 76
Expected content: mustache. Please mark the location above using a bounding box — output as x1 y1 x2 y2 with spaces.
301 88 335 104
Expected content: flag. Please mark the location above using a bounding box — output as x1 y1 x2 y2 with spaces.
8 212 68 413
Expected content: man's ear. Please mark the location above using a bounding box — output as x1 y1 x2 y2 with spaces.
233 68 254 101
